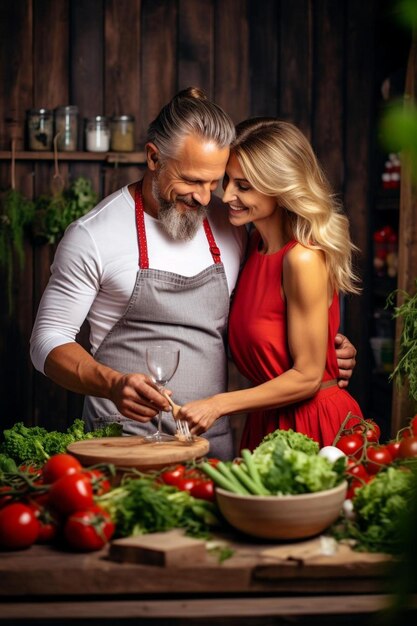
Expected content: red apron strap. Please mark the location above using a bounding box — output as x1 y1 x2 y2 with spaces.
135 181 149 269
203 218 222 264
135 181 222 267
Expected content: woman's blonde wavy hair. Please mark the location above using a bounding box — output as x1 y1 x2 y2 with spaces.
232 118 361 295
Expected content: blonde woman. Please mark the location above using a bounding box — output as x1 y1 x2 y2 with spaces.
178 117 363 449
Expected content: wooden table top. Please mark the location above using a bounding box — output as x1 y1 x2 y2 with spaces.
0 532 391 598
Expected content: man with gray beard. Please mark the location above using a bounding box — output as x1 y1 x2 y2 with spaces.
30 88 356 460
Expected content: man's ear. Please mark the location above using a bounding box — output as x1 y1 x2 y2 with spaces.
146 143 160 171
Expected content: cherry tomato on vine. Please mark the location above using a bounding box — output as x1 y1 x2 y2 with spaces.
42 454 83 484
345 459 369 480
160 465 186 487
336 433 364 459
83 469 111 496
346 474 373 500
49 472 94 515
64 506 115 552
190 480 215 502
399 427 412 439
398 436 417 459
353 419 380 443
175 476 200 492
386 440 401 461
27 501 59 544
365 445 393 475
410 415 417 437
0 503 40 550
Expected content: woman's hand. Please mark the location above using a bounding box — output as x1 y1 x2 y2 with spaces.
335 333 357 388
178 397 223 435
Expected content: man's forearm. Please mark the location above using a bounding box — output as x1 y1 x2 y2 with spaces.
44 342 121 399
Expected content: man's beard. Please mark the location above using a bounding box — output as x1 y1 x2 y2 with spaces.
152 177 208 241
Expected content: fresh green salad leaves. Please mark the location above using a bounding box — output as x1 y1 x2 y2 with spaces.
0 419 122 467
258 445 344 495
202 429 344 496
251 428 342 495
97 475 220 539
335 467 416 554
255 428 320 456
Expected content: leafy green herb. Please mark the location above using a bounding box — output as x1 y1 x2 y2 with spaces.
0 419 122 467
97 475 220 539
334 467 416 554
32 177 97 244
0 453 18 473
387 280 417 404
0 189 35 314
206 542 235 563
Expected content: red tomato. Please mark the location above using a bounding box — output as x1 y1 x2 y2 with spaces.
42 454 82 484
365 445 393 475
345 459 369 480
353 419 381 443
0 503 40 550
207 458 220 467
64 506 115 552
190 480 215 502
83 469 111 496
398 436 417 459
49 472 94 515
160 465 186 487
386 440 401 460
410 415 417 436
346 474 373 500
175 477 199 492
27 500 59 544
336 434 364 459
399 427 412 439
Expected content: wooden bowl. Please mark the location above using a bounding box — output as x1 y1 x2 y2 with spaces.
215 481 347 540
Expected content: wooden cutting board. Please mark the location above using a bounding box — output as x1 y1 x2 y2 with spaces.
67 435 210 470
109 530 207 567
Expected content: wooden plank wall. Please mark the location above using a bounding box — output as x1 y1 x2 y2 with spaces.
0 0 377 432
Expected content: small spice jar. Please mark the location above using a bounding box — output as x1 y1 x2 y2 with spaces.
54 105 79 151
27 108 53 151
85 116 110 152
110 115 135 152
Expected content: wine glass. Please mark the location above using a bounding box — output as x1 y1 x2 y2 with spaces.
145 345 180 442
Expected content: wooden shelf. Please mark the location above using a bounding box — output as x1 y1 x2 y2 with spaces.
0 150 146 164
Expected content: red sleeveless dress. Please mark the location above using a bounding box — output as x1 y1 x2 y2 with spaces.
228 233 362 451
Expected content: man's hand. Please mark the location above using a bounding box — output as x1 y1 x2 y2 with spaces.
335 333 356 389
110 373 171 422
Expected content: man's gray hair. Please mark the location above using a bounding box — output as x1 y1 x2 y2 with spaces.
146 87 235 159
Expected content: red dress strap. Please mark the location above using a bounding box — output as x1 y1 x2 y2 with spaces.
134 181 222 267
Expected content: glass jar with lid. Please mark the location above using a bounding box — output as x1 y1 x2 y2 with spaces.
85 116 110 152
54 105 79 151
110 115 135 152
27 108 53 151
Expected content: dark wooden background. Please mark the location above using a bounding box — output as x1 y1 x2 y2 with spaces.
0 0 408 437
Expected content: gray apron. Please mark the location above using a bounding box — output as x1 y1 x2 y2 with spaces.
82 181 233 460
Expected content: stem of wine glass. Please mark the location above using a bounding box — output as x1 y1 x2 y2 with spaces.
156 382 166 436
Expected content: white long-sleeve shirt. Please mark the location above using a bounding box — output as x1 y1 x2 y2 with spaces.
30 185 247 373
